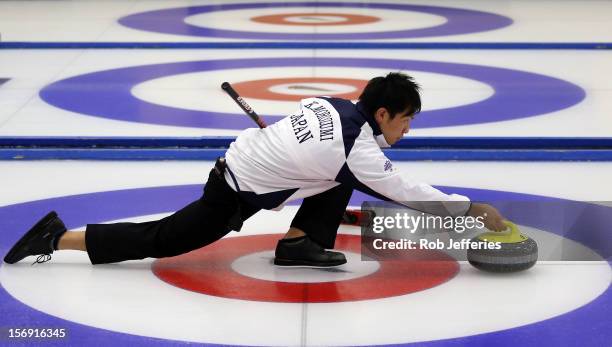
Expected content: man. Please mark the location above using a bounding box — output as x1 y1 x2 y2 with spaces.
4 72 506 266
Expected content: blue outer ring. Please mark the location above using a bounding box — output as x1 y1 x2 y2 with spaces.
39 57 586 130
118 2 513 40
0 185 610 346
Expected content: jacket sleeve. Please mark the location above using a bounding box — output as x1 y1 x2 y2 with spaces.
339 130 471 217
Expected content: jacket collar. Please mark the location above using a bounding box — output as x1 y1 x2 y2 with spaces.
356 101 391 148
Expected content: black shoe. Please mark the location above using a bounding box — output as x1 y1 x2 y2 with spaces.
3 211 67 264
274 235 347 267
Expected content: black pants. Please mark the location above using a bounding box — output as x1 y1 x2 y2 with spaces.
85 169 353 264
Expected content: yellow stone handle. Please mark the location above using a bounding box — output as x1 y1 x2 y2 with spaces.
476 220 527 244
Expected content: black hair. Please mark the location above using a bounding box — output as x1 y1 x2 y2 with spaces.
358 72 421 119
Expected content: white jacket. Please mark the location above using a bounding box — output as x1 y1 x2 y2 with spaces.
224 97 470 216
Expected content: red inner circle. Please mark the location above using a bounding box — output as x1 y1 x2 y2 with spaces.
232 77 368 102
251 13 380 26
153 234 459 303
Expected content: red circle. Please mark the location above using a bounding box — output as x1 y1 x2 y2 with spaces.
232 77 367 102
153 234 459 303
251 13 380 26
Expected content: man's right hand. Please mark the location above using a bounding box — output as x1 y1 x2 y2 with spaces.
467 203 507 232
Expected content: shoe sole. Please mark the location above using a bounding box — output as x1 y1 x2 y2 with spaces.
3 211 58 264
274 258 347 267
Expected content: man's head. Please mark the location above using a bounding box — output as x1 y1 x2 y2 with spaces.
359 72 421 145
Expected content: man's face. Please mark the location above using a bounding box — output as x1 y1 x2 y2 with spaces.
375 107 414 145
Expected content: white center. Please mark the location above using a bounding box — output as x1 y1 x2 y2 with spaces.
284 15 348 24
268 82 357 96
231 251 380 283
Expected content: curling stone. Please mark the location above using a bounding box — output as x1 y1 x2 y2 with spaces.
467 221 538 273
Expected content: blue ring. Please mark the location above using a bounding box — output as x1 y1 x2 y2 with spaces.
39 57 586 130
118 2 513 40
0 185 609 346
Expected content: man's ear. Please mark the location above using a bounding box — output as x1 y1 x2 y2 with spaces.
374 107 388 123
